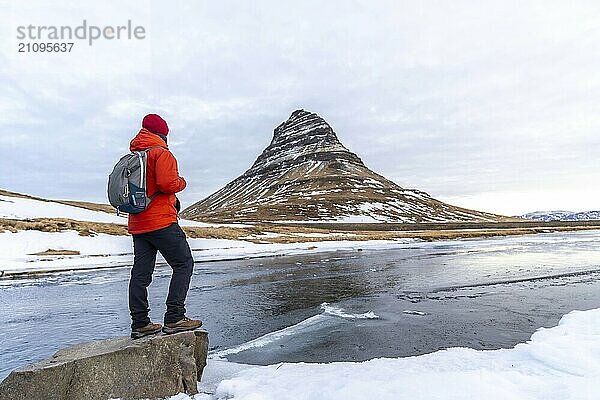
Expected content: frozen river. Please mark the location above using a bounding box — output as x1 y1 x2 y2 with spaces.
1 230 600 380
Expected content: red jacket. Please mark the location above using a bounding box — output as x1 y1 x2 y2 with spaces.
128 128 187 234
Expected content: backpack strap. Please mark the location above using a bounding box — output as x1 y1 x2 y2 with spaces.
142 145 167 154
142 145 168 200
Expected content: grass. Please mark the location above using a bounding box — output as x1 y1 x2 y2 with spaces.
2 217 600 244
29 249 81 256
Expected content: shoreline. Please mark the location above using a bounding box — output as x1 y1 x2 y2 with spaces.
2 224 600 278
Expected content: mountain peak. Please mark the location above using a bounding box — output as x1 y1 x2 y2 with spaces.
182 110 508 223
250 109 363 174
272 109 332 142
289 108 312 119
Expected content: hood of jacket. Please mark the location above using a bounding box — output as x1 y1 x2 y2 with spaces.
130 128 168 152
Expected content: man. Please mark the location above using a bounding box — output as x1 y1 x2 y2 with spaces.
128 113 201 339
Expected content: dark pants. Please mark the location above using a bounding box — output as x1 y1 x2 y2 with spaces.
129 223 194 329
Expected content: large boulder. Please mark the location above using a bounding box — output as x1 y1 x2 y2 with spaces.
0 329 209 400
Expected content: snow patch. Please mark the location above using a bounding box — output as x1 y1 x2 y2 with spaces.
403 310 427 316
320 302 379 319
170 308 600 400
0 230 414 275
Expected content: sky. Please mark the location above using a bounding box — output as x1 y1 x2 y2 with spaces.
1 0 599 216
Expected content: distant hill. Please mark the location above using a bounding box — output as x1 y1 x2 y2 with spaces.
0 189 228 229
519 210 600 222
0 189 116 214
182 109 515 223
0 189 126 224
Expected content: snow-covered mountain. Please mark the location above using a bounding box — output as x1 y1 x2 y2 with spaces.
182 109 510 223
519 210 600 222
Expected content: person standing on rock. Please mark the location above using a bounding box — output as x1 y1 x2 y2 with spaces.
127 113 201 339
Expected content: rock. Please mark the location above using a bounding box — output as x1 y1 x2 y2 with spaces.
0 329 209 400
182 109 508 223
193 329 209 381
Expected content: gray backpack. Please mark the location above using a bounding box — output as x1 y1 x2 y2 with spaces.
107 146 163 215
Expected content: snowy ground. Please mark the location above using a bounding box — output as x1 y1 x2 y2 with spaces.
0 194 127 224
168 307 600 400
0 194 247 228
0 193 414 275
0 229 411 275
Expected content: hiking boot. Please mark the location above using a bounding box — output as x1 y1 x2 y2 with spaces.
162 317 202 334
131 322 162 339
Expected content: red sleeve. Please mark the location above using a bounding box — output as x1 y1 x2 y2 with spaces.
154 149 187 194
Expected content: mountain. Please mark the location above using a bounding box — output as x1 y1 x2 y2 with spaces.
182 109 511 223
519 210 600 222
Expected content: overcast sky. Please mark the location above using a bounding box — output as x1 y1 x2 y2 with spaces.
1 0 599 215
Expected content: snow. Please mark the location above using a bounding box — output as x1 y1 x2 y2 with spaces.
273 216 386 224
239 232 284 240
0 194 126 224
357 201 386 212
179 219 251 229
4 227 600 277
169 307 600 400
290 232 358 238
0 230 132 259
520 210 600 222
320 302 379 320
0 194 249 228
6 227 600 276
402 310 428 316
333 214 385 223
0 230 413 275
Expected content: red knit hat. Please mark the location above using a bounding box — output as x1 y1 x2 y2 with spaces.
142 114 169 136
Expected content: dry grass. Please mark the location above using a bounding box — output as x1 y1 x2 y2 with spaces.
0 218 128 236
30 249 81 256
1 217 599 245
53 200 116 214
0 189 39 200
182 225 261 240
